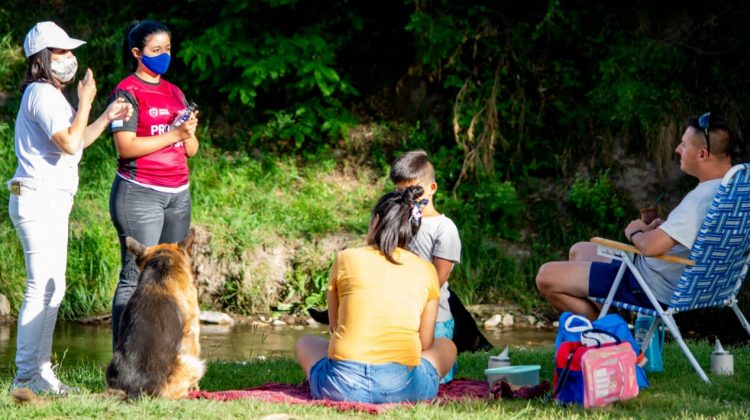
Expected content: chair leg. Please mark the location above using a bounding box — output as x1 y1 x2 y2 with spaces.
640 317 661 352
730 301 750 337
598 258 628 319
661 314 710 383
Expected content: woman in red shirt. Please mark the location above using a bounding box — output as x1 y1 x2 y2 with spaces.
108 20 199 346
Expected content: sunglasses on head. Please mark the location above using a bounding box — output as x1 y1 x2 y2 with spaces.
698 112 712 155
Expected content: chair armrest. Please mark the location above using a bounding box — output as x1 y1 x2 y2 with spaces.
591 237 695 266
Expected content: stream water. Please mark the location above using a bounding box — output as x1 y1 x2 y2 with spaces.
0 321 554 376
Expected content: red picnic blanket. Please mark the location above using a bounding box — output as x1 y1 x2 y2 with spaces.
188 379 490 414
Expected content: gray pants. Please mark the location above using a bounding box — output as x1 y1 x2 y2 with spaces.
109 176 191 348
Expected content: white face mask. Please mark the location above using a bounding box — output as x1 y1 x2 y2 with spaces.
50 55 78 83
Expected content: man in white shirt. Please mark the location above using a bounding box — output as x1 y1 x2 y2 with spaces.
536 113 736 320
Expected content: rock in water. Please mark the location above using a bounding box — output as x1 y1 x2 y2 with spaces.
484 314 503 329
199 310 235 325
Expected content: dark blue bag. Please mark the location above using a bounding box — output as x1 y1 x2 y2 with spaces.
555 312 649 388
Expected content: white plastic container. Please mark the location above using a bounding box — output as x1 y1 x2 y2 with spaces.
711 339 734 376
484 365 541 388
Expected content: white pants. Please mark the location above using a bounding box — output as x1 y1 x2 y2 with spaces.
9 186 73 382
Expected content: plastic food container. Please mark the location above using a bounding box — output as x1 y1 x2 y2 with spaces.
484 365 541 388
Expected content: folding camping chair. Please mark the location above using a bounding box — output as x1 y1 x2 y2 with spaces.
591 163 750 383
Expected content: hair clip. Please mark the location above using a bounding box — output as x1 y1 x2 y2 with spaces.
410 199 429 225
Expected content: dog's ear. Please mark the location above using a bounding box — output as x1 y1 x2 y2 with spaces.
178 226 195 256
126 236 147 259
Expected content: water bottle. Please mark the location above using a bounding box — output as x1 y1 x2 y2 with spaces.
633 315 664 372
171 101 198 128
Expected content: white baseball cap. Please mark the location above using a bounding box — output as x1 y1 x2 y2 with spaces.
23 21 86 57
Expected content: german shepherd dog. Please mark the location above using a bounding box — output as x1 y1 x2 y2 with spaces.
106 228 204 399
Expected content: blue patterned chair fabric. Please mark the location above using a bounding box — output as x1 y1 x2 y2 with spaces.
672 164 750 311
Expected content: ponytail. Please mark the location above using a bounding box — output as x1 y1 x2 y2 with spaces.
367 185 426 264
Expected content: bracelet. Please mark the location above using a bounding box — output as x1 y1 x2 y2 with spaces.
629 229 644 242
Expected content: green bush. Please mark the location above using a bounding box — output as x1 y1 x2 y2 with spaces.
0 33 24 98
178 0 359 152
302 269 329 310
441 179 522 241
589 37 685 134
567 171 629 239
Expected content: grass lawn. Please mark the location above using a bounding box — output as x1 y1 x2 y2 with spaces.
1 341 749 419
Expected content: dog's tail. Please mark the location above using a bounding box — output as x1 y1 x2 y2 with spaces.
12 387 40 404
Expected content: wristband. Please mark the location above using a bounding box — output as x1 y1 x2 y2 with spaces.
629 229 644 242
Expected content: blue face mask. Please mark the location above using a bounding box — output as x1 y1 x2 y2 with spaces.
140 52 170 75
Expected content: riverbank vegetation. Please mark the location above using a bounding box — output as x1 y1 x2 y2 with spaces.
0 342 748 418
1 1 750 323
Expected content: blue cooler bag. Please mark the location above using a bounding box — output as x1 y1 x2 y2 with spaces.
555 312 649 388
552 329 639 406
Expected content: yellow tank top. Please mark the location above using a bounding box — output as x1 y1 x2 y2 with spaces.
328 246 440 366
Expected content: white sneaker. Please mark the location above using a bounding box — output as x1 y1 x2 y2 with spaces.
12 376 56 395
42 368 80 395
11 375 78 396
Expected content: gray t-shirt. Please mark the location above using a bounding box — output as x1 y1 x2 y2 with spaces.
10 82 80 194
635 179 722 303
408 214 461 322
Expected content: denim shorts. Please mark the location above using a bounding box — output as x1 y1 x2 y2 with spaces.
309 357 439 403
589 261 668 310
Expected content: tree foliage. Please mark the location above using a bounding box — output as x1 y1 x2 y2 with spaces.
0 0 748 248
1 1 748 162
177 0 360 151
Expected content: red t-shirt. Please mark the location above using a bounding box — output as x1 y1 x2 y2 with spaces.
109 74 190 188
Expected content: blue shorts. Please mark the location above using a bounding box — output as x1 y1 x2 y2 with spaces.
435 318 457 383
434 318 455 340
309 357 439 403
588 261 668 310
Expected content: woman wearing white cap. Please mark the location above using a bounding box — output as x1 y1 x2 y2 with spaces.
8 21 132 395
